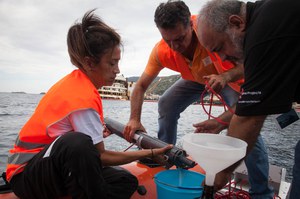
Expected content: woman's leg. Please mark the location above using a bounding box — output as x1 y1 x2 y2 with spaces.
10 132 137 199
102 166 138 199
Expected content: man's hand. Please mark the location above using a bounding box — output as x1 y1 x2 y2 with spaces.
203 74 228 93
193 119 227 134
123 119 147 142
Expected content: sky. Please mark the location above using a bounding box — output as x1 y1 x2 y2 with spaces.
0 0 212 94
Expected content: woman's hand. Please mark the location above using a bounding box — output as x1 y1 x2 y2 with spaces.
150 145 173 166
103 125 112 138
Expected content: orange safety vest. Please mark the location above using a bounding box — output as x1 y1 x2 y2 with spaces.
6 69 103 181
156 15 243 93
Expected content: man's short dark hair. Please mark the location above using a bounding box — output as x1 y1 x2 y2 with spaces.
154 0 191 29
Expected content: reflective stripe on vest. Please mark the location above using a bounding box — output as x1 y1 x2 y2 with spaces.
7 136 47 165
15 135 47 150
8 152 37 165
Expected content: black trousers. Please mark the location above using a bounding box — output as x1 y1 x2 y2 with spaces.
10 132 138 199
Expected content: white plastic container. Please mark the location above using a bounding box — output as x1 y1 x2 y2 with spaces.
182 133 247 186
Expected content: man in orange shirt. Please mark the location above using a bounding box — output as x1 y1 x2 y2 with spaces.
124 0 243 144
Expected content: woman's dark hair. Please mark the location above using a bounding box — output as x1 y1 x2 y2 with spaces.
154 0 191 29
67 9 121 68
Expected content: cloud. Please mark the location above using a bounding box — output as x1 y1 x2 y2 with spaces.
0 0 207 93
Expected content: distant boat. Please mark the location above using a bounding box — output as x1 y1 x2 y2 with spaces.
39 92 46 95
11 92 26 94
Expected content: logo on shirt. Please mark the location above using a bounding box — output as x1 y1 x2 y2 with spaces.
202 56 212 67
238 89 262 104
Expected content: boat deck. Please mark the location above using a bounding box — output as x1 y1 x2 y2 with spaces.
0 160 291 199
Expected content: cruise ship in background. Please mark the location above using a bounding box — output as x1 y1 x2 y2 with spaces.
98 74 160 101
98 75 130 100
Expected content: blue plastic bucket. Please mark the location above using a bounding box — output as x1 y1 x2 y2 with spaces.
154 169 205 199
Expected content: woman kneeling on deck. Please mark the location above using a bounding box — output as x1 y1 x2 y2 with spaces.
5 9 172 199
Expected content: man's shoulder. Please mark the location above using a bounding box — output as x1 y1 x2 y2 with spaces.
155 40 172 54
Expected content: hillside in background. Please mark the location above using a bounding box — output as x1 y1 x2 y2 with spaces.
149 75 180 95
127 74 181 96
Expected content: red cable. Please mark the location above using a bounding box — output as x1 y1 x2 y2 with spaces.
214 179 251 199
200 82 235 126
208 93 213 120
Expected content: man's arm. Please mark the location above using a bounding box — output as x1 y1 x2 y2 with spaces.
124 43 164 142
123 72 158 142
228 114 266 154
130 72 157 122
220 63 244 83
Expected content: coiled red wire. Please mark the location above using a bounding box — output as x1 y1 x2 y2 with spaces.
214 178 251 199
200 82 235 126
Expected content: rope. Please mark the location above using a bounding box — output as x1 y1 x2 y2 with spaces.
123 143 135 152
214 179 281 199
214 178 251 199
200 82 235 126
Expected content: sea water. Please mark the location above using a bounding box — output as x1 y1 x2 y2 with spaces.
0 92 299 183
